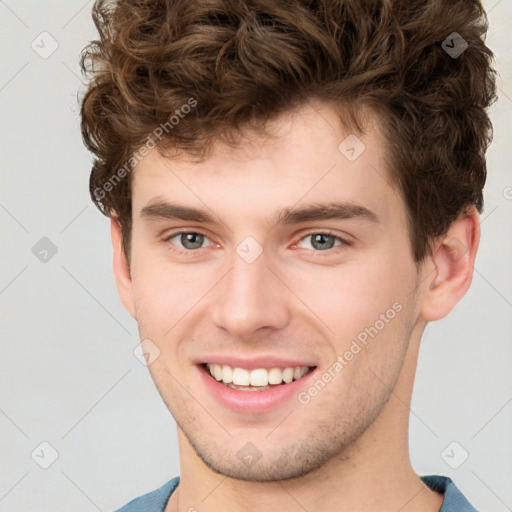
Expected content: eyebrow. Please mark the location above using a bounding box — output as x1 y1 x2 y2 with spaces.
140 199 379 226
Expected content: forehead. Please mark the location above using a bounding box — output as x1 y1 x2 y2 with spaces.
131 102 404 228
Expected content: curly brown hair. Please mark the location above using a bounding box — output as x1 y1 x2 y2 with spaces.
80 0 497 264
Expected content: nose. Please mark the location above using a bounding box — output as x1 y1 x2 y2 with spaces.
210 249 291 338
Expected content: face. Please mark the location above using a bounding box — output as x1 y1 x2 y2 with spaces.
120 102 426 481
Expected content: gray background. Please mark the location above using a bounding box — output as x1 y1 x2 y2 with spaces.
0 1 511 511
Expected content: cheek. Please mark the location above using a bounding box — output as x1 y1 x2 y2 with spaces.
283 255 413 340
130 255 216 340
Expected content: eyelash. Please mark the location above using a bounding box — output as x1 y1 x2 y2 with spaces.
162 230 352 256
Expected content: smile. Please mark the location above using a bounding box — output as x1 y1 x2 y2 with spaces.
204 363 314 391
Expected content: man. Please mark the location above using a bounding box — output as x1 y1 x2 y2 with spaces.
79 0 497 510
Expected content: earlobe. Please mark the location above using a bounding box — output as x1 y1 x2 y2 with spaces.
420 208 480 322
110 217 136 319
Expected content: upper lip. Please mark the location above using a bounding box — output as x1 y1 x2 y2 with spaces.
196 355 318 370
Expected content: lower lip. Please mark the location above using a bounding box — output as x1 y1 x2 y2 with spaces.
197 364 318 414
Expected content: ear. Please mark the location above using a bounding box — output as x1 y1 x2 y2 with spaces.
111 217 136 319
419 207 480 322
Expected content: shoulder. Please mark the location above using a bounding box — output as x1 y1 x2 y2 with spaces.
421 475 479 512
113 476 180 512
113 474 479 512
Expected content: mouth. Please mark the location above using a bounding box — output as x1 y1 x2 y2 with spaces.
200 363 317 391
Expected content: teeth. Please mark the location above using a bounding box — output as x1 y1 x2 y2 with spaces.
206 363 310 387
282 367 294 383
232 367 250 386
213 364 223 381
249 368 268 387
268 367 283 385
222 365 233 384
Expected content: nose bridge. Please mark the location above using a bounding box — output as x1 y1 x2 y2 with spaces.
210 246 290 336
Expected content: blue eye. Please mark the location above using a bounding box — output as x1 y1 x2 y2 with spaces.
167 232 211 250
298 233 344 251
164 231 348 254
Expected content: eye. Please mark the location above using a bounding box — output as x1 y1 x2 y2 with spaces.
297 233 346 251
166 232 213 250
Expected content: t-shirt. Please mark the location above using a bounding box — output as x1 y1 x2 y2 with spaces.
114 474 478 512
